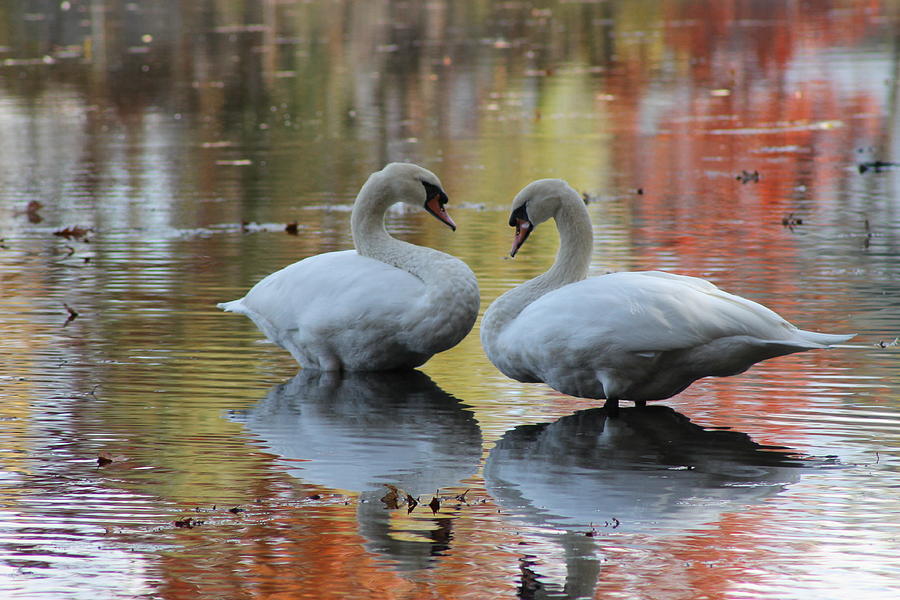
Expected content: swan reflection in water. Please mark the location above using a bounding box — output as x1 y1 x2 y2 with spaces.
485 406 827 599
229 369 482 570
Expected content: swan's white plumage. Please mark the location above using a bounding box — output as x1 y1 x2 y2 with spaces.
481 179 854 404
220 163 479 371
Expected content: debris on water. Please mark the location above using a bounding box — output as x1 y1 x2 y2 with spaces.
54 226 92 241
781 213 803 231
380 484 402 510
858 160 899 173
228 506 245 514
737 170 760 184
876 338 898 348
63 303 79 326
97 452 127 467
173 517 204 528
584 517 621 536
285 221 299 235
17 200 44 223
636 187 644 195
378 485 477 514
863 218 872 249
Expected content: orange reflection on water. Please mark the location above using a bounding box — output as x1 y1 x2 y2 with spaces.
154 486 525 599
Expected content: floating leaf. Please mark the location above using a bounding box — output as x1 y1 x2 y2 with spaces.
781 213 803 231
858 160 899 174
381 484 401 509
97 452 127 467
736 170 760 184
63 303 79 326
174 517 204 528
53 226 92 240
25 200 43 223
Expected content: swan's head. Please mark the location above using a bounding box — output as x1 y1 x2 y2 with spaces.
507 179 579 257
378 162 456 230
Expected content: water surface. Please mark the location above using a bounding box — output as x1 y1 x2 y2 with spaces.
1 1 899 599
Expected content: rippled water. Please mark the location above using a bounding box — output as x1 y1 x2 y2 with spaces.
2 1 900 599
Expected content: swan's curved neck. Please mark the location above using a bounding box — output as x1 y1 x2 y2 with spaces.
483 197 593 334
349 177 452 286
350 188 397 260
542 199 593 288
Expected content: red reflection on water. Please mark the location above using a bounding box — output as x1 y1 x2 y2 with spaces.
154 483 523 599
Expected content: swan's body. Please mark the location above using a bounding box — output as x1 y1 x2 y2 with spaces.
219 163 479 371
481 179 854 407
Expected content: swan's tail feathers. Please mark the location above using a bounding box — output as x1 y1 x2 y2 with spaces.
795 330 856 348
217 299 245 313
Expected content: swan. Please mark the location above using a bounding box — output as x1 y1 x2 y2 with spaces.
480 178 854 409
219 162 479 371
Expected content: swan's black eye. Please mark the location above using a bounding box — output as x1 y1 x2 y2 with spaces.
509 204 530 227
422 181 447 205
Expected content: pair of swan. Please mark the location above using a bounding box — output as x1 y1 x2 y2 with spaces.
220 163 852 407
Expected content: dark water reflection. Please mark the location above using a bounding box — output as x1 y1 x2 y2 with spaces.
2 0 900 599
230 370 482 571
486 406 810 534
485 406 817 598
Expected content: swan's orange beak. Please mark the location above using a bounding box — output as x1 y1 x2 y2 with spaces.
510 218 532 257
424 193 457 231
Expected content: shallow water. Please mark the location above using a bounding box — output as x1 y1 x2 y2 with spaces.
1 1 899 598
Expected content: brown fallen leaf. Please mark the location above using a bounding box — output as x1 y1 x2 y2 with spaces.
381 484 401 510
25 200 43 223
53 226 92 240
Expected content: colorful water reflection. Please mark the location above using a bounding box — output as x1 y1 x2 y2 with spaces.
1 1 899 599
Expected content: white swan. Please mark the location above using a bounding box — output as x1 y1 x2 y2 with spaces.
219 163 479 371
481 178 854 409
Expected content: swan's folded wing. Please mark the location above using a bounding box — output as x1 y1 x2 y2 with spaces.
231 250 425 333
521 271 802 354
